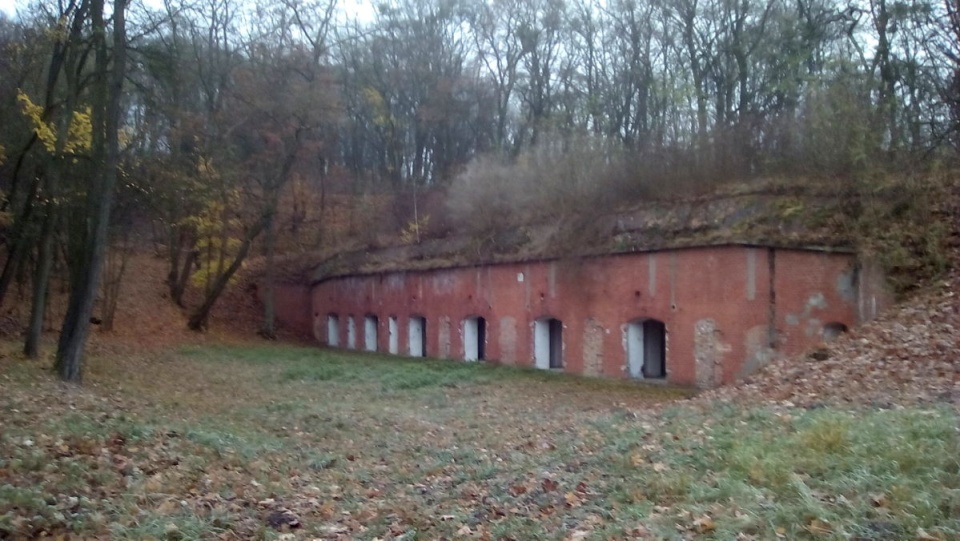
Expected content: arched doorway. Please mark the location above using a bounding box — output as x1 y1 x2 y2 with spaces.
822 322 848 342
408 316 427 357
534 317 563 369
364 315 379 352
463 316 486 361
626 319 666 379
326 314 340 347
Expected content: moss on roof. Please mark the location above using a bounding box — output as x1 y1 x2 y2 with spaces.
308 185 854 284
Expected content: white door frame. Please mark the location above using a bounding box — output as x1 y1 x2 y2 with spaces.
408 316 426 357
327 315 340 347
364 315 378 352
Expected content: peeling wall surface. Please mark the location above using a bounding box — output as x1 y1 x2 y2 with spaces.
292 245 884 388
582 318 604 377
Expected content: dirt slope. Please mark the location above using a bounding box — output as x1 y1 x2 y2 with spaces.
700 273 959 408
0 252 293 357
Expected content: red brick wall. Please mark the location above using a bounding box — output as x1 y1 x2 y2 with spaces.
268 283 313 337
773 250 857 359
307 246 878 387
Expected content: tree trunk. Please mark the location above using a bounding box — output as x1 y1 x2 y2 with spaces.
100 233 131 331
260 212 276 339
172 247 197 306
188 221 264 331
55 0 127 382
24 207 56 358
0 178 41 311
167 225 182 296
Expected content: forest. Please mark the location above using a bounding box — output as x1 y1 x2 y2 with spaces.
0 0 958 380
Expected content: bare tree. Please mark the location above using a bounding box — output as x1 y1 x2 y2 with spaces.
55 0 129 381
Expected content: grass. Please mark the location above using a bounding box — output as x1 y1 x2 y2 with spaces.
1 342 958 539
592 405 960 539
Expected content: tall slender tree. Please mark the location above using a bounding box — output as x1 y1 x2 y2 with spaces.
55 0 129 381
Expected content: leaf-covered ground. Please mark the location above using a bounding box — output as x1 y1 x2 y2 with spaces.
701 269 960 410
2 342 959 540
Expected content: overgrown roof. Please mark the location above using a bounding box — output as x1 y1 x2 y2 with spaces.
308 182 855 285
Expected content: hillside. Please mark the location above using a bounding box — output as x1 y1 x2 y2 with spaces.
0 251 302 357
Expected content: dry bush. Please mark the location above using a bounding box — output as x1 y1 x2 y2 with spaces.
389 186 453 244
446 154 535 237
848 168 956 298
446 133 642 250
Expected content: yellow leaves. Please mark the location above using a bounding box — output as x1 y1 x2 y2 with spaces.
362 86 393 127
197 155 218 178
18 91 55 148
400 214 429 245
362 86 384 110
186 189 244 291
17 90 92 155
44 16 72 42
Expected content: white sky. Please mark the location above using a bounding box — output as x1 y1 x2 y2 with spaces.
0 0 18 17
0 0 375 23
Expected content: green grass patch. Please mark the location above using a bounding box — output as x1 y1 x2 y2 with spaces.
596 405 960 539
184 343 504 389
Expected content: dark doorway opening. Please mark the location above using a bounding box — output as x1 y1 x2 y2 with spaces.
626 318 666 379
464 316 487 361
535 317 563 369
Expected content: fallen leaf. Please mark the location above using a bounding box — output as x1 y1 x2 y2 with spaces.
692 514 715 533
807 518 831 536
509 484 527 496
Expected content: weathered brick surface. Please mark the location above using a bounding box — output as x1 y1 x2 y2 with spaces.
272 246 891 387
268 283 313 338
